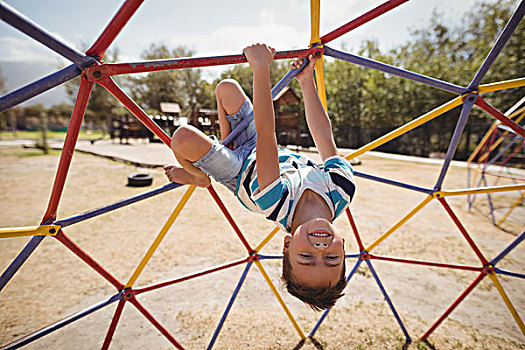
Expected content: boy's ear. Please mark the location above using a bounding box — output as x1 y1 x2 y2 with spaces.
282 236 291 254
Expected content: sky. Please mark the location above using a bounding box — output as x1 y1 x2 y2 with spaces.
0 0 507 103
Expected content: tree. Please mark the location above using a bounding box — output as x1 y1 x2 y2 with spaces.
65 47 122 134
322 0 523 157
126 44 215 125
0 66 6 95
0 67 16 135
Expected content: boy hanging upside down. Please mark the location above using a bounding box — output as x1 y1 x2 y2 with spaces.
165 43 356 311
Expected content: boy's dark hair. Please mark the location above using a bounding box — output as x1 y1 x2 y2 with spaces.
281 250 347 311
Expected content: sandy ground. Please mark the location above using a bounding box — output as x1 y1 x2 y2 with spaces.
0 145 524 350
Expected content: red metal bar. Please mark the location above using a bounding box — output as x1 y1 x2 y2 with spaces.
345 208 365 252
85 48 323 78
54 231 124 290
86 0 145 58
207 185 254 254
129 298 185 350
472 127 496 165
101 299 126 350
475 97 525 138
480 127 498 166
482 170 525 182
97 77 172 145
369 254 484 272
42 77 94 223
437 198 490 266
499 142 523 167
320 0 409 44
420 272 486 340
134 257 249 295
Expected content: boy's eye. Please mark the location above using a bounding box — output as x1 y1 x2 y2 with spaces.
299 253 312 258
325 256 339 260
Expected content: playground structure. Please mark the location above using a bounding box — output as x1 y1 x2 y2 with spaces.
466 97 525 228
0 0 524 348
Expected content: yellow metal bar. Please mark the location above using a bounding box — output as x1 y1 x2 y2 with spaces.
125 185 196 288
509 107 525 121
254 227 280 253
254 260 307 339
439 184 525 198
497 191 525 227
345 96 463 160
468 106 525 164
478 77 525 94
315 58 328 111
479 133 507 163
366 195 433 252
467 122 498 164
488 272 525 336
0 224 60 239
478 111 525 163
309 0 321 46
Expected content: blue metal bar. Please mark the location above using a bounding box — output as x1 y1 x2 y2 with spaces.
494 267 525 280
0 64 80 113
365 259 412 342
54 182 183 227
467 1 525 90
481 175 497 226
497 124 525 135
345 253 362 259
207 262 252 349
491 230 525 266
467 167 474 210
434 94 478 189
354 171 434 195
324 46 467 95
221 57 310 147
0 2 96 68
485 134 523 167
1 292 122 350
309 258 363 337
258 254 283 260
0 235 45 292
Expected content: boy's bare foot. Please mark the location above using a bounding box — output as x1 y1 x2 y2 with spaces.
164 165 211 188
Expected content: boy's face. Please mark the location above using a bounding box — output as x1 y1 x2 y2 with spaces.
283 218 345 288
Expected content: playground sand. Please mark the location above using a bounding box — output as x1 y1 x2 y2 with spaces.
0 145 524 349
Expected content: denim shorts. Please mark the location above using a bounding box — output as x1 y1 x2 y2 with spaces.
193 100 256 192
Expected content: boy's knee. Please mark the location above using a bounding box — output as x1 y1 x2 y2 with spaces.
216 79 247 115
215 79 241 97
171 125 197 151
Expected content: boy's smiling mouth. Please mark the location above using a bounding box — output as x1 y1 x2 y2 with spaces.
309 231 331 238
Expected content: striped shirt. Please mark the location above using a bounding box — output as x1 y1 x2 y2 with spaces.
235 148 356 232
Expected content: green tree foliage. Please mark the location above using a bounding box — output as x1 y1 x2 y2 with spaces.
215 60 290 100
65 48 122 134
0 67 6 94
126 44 215 124
323 0 523 157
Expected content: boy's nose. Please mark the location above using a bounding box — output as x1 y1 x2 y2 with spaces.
314 242 328 249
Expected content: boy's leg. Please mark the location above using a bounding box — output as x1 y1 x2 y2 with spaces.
167 125 213 187
215 79 250 146
167 79 253 189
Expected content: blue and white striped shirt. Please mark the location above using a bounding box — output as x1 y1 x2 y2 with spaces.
235 148 356 232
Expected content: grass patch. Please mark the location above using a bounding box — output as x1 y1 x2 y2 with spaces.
0 130 106 141
16 149 62 157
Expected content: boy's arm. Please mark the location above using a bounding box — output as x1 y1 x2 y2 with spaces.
243 44 280 191
293 55 339 161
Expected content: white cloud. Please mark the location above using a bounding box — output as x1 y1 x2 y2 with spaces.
172 23 308 58
0 34 75 65
0 36 52 62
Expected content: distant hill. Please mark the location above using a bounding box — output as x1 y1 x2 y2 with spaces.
0 60 71 107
